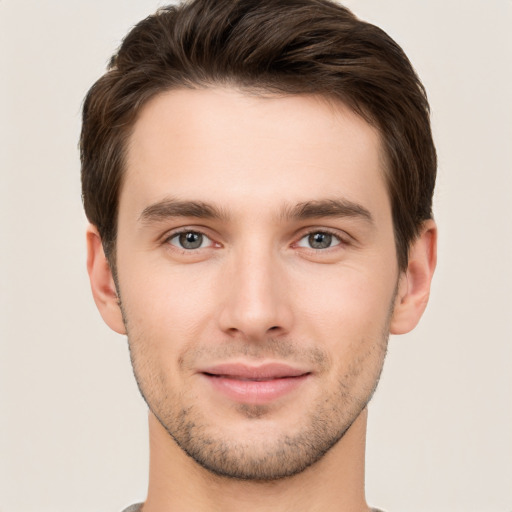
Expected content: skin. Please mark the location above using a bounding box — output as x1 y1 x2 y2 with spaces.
87 88 437 512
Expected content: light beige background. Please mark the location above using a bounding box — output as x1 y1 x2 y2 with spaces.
1 1 511 511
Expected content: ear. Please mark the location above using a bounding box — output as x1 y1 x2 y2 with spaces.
390 219 437 335
86 224 126 335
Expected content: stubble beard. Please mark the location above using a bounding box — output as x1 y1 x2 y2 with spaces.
155 373 382 481
126 342 389 481
120 300 392 482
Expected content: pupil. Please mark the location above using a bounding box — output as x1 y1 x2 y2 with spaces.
180 232 202 249
309 232 331 249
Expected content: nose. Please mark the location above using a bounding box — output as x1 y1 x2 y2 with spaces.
217 244 294 341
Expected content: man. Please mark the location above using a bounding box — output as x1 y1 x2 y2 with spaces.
81 0 437 510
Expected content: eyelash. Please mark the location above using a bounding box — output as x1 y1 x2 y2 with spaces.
295 229 346 251
163 227 349 253
164 229 217 251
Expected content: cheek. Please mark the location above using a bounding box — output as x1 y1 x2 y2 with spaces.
306 273 393 385
118 261 217 352
295 266 396 334
292 268 395 391
120 271 209 400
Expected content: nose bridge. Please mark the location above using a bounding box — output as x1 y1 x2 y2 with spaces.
218 238 292 339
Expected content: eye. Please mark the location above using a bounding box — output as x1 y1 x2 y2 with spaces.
296 231 342 250
168 231 212 250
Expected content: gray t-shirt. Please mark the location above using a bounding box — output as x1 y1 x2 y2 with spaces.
122 505 385 511
122 505 143 512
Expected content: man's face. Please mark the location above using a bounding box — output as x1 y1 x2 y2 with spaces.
115 88 400 480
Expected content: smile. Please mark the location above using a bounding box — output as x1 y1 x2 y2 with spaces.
199 363 311 404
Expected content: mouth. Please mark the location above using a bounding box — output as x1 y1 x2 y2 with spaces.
199 363 311 404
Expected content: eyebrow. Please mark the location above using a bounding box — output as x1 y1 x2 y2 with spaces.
281 199 374 224
139 197 373 224
139 198 228 223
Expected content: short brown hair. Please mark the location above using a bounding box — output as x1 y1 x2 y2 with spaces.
80 0 436 270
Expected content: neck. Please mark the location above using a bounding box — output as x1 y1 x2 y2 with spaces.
142 409 370 512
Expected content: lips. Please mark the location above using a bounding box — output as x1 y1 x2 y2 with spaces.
202 362 308 380
199 363 311 403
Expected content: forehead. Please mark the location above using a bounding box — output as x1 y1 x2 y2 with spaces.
122 87 389 221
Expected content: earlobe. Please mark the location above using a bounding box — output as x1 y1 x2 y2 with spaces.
390 219 437 335
86 225 126 335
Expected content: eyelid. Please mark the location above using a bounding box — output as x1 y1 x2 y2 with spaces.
297 231 341 248
162 226 220 249
293 227 351 247
159 225 353 252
